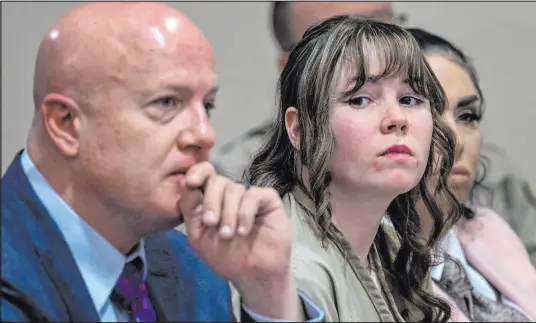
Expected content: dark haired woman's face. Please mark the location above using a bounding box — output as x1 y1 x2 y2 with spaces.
426 54 482 202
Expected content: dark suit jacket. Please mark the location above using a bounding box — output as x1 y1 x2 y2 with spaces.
1 152 235 322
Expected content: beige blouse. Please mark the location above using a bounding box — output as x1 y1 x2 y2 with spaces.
286 188 430 322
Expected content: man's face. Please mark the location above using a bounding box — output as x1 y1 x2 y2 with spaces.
278 2 396 70
76 17 218 229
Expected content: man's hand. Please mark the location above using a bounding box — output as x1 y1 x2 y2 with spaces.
178 162 304 321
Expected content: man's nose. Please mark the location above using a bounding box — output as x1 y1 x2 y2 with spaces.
177 108 215 157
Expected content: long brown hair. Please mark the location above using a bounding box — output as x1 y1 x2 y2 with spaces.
246 16 461 321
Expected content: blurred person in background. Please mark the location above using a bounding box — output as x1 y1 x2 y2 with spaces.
409 27 536 321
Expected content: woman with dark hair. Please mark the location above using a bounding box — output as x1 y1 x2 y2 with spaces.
246 15 461 321
408 27 536 321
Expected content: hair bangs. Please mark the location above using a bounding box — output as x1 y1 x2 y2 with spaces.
338 24 444 110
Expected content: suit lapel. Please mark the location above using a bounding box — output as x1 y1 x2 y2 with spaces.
5 152 100 322
145 234 182 322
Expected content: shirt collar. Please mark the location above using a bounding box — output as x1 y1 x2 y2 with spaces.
430 230 460 281
21 151 148 313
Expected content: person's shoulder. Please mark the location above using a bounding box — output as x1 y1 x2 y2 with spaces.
282 191 339 266
1 178 26 227
1 207 58 320
283 192 331 257
1 205 33 268
283 193 356 313
462 206 524 250
470 206 514 231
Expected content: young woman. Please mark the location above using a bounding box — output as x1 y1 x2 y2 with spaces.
246 16 461 321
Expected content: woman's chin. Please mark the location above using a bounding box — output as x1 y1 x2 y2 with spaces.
378 172 421 195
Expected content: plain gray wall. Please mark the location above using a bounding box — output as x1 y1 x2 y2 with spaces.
2 1 536 189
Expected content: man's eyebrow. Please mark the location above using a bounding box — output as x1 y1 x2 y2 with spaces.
159 84 220 96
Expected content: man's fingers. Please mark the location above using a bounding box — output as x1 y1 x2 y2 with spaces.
183 169 284 242
201 175 227 227
236 188 263 236
179 179 203 214
180 161 218 220
185 162 216 191
219 183 246 239
238 187 283 236
178 182 204 239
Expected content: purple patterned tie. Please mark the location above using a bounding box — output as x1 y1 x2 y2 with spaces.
114 258 156 322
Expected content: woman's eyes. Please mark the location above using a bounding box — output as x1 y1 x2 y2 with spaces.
347 95 424 107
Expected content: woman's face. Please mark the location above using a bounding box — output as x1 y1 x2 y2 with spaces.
426 53 483 202
326 63 434 198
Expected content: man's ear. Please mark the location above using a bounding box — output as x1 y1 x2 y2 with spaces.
285 107 300 149
40 93 82 157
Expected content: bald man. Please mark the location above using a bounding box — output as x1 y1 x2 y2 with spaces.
1 3 323 322
215 1 404 180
